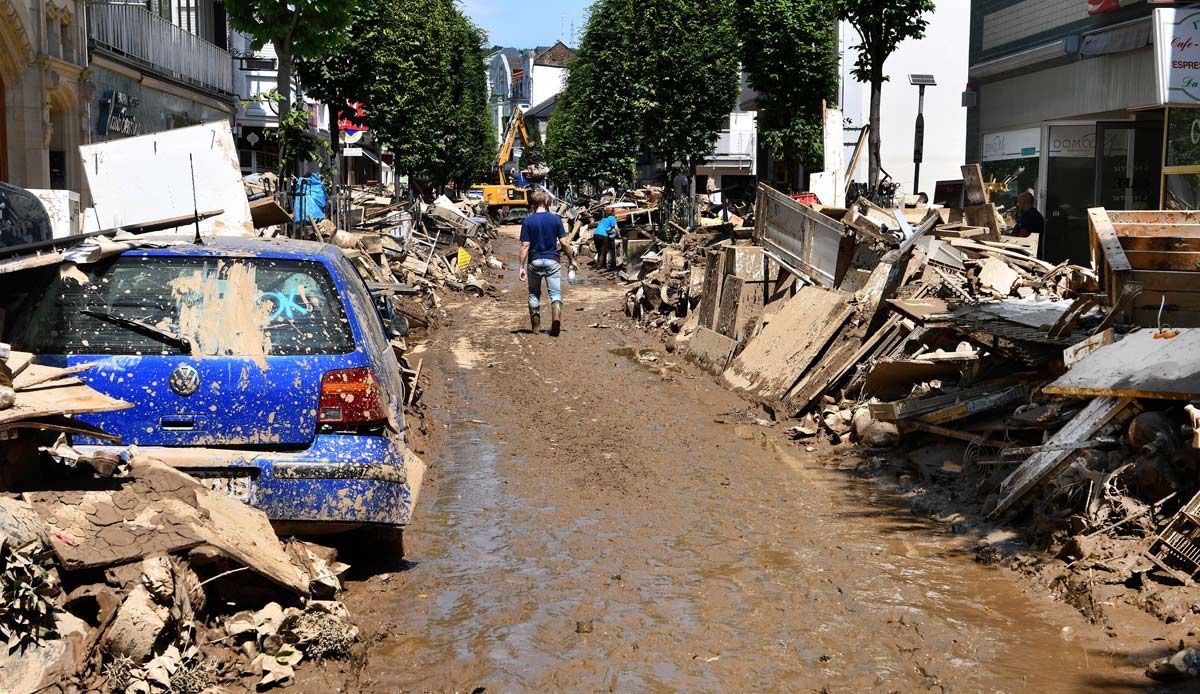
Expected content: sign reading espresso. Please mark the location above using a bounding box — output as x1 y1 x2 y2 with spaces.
1155 8 1200 106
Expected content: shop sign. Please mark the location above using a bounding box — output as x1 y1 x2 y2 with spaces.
342 147 364 157
1154 8 1200 106
981 128 1040 162
1048 126 1096 158
99 91 140 137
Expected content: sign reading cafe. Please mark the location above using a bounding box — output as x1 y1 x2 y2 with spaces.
1155 8 1200 106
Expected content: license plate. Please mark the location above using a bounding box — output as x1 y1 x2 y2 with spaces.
192 473 253 502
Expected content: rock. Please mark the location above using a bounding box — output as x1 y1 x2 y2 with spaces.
0 497 49 548
103 584 169 660
1147 648 1200 681
852 407 900 448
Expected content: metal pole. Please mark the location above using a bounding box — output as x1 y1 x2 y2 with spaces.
913 84 926 196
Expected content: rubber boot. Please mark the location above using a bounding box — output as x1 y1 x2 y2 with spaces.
549 301 563 337
529 308 541 334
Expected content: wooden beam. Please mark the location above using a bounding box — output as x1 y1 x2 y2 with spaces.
991 397 1138 518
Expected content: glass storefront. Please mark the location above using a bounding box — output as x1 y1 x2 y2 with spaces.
1164 107 1200 209
980 128 1041 215
1045 125 1097 264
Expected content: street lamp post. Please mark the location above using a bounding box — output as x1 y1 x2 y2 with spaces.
909 74 937 197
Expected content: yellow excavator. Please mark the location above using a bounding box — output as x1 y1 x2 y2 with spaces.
468 107 533 223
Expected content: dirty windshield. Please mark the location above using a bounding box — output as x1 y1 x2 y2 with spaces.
22 256 354 356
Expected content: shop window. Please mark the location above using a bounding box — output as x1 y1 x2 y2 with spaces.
1163 107 1200 210
979 128 1040 217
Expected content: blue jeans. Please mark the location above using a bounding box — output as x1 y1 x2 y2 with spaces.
527 258 562 310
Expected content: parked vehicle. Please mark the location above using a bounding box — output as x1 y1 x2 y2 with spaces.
12 236 421 540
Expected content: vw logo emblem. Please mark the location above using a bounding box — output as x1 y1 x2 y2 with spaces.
169 364 200 396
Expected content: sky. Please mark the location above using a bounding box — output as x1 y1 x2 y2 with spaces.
460 0 592 49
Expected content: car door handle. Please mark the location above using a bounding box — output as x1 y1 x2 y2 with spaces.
160 417 199 431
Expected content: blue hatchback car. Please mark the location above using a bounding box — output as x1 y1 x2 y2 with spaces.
14 236 423 536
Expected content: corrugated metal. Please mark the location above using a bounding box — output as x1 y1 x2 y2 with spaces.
979 48 1155 132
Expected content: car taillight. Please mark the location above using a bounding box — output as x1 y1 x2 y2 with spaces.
318 367 387 424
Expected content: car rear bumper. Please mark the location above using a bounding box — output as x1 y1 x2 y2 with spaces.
75 434 425 527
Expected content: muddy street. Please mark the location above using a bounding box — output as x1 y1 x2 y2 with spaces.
297 228 1160 693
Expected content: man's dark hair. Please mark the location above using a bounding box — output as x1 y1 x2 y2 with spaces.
530 190 550 210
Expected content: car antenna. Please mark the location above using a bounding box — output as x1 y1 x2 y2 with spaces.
189 153 203 246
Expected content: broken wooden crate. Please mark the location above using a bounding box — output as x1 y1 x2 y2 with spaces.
1089 208 1200 327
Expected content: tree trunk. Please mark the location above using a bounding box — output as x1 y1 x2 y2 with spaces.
273 38 293 177
868 69 882 188
330 104 341 185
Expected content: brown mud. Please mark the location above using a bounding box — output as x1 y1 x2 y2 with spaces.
294 227 1183 693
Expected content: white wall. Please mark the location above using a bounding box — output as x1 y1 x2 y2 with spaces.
840 3 969 196
530 65 565 111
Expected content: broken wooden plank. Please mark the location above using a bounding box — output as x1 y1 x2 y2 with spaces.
961 164 989 206
696 249 726 330
870 378 1023 422
723 286 854 407
1044 329 1200 400
686 326 738 375
1062 329 1115 369
978 256 1019 296
991 397 1138 518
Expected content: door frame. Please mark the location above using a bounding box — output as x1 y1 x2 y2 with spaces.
1094 120 1163 210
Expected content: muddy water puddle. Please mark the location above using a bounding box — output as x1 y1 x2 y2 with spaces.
353 377 1147 693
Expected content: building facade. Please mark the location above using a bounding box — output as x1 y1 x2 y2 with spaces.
1 0 89 192
2 0 238 212
965 0 1187 264
229 29 334 177
486 41 574 147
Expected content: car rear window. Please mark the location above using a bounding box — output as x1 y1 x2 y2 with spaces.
21 256 356 356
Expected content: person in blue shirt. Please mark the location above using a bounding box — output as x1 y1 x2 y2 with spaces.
591 214 619 271
1012 191 1045 238
519 190 578 336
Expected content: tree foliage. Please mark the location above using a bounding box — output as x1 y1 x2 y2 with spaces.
640 0 740 170
546 0 642 187
225 0 356 117
547 0 740 188
837 0 935 186
737 0 838 175
295 0 493 187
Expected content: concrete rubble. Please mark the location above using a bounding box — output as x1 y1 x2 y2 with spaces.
0 359 360 692
622 173 1200 681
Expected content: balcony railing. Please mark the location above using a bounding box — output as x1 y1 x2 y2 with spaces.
87 2 233 95
713 130 756 159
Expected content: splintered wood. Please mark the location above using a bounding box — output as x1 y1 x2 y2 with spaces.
722 286 854 409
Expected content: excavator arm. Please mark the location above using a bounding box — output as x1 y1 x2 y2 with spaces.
494 107 532 187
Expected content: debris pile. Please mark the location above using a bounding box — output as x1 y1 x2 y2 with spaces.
0 417 360 693
630 175 1200 653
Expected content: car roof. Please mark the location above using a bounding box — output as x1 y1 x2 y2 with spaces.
120 235 339 262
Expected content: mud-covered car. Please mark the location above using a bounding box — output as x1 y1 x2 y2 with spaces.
12 237 422 538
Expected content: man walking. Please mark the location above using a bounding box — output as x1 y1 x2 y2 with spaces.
519 191 578 336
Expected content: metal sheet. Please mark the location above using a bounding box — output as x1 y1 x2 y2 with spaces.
80 120 253 237
752 184 851 288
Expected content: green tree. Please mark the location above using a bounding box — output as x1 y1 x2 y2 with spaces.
738 0 838 186
837 0 935 186
225 0 356 120
432 10 494 188
548 0 739 191
640 0 740 178
295 0 384 155
546 0 642 188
